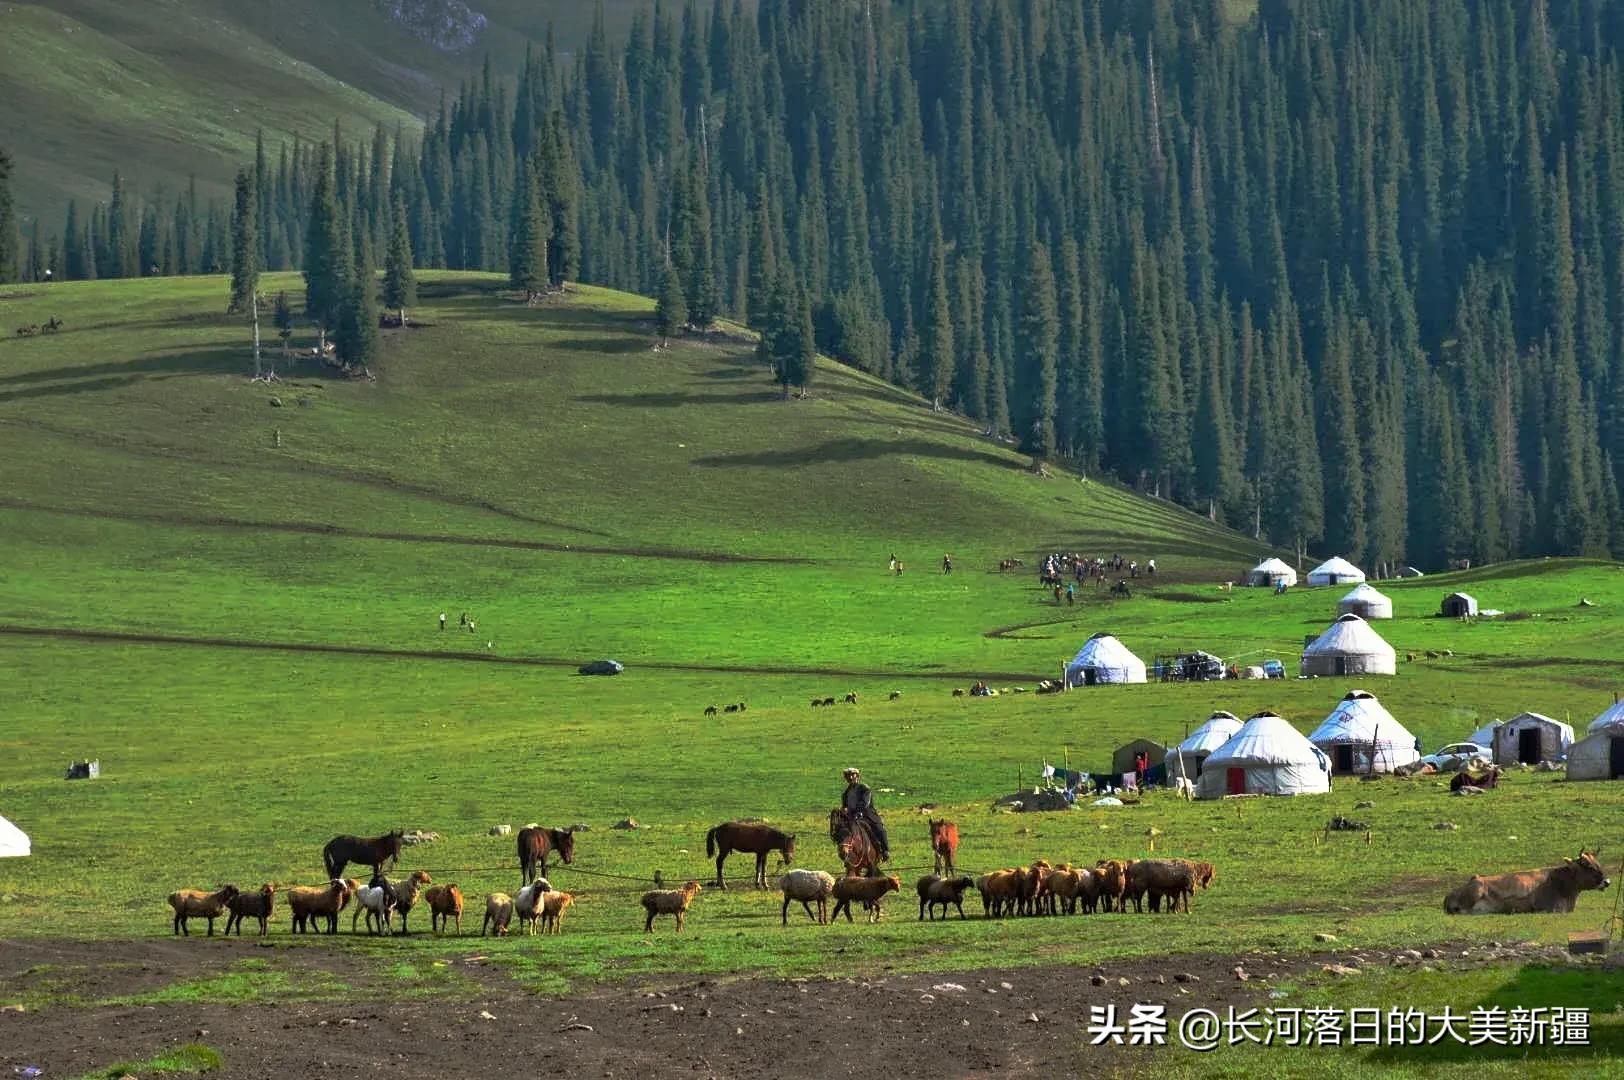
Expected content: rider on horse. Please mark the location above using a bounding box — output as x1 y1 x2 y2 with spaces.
841 767 890 862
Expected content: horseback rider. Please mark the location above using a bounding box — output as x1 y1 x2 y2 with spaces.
841 767 890 862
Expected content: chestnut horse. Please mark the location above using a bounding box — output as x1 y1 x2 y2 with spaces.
929 819 960 874
517 826 577 886
829 808 881 877
323 830 403 881
706 822 796 888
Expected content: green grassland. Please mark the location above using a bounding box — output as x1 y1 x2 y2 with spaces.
0 273 1621 1073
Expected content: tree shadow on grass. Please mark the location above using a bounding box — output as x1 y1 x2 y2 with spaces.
550 336 656 355
574 390 782 408
692 436 1023 471
0 345 241 388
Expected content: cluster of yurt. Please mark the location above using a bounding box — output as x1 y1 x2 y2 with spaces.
1337 583 1393 620
1306 690 1420 773
1307 556 1366 587
1164 712 1243 780
1245 558 1297 588
1568 700 1624 781
1492 712 1574 765
1065 633 1147 687
1193 712 1331 798
1300 614 1397 676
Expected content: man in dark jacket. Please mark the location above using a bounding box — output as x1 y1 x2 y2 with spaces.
841 767 890 861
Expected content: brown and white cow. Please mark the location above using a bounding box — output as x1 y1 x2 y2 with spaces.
1444 851 1610 914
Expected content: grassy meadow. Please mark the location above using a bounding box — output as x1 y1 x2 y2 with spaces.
0 273 1621 1072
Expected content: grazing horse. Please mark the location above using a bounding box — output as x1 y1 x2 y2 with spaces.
517 825 576 885
706 822 796 889
322 830 404 881
829 808 881 878
929 819 960 874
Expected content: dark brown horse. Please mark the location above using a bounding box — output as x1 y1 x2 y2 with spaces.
323 830 403 881
517 825 577 885
705 822 796 889
829 809 881 877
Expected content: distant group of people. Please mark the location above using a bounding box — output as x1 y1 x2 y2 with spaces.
439 611 479 634
1037 553 1156 600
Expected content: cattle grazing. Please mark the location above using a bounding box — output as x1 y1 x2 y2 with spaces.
704 705 719 716
843 692 859 704
225 883 277 936
517 825 577 885
1444 851 1610 914
917 874 976 920
810 698 825 708
780 869 837 925
424 884 464 935
822 697 836 706
725 704 740 713
831 874 902 923
323 830 404 881
888 691 902 701
706 821 796 889
929 819 960 875
641 880 702 932
167 885 240 936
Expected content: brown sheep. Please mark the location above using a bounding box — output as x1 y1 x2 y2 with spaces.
1094 859 1130 912
225 883 276 936
386 870 433 934
916 874 976 920
976 869 1021 917
1017 860 1052 916
482 892 514 936
288 879 359 934
1126 860 1197 914
1047 867 1093 915
540 890 575 934
831 874 902 923
423 884 464 935
642 880 702 932
168 885 240 936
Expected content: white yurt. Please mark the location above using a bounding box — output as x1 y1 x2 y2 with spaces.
1064 633 1148 687
1164 711 1244 780
1586 699 1624 735
1337 583 1393 620
1246 558 1297 588
0 815 29 858
1492 712 1574 766
1195 712 1332 799
1307 690 1420 773
1567 707 1624 781
1307 556 1366 587
1300 614 1397 677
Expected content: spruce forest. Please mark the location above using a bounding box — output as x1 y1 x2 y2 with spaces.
9 0 1624 569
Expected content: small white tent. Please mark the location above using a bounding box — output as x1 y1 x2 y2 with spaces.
1065 633 1147 687
1164 711 1244 780
1587 699 1624 734
1307 556 1366 587
0 815 29 858
1300 614 1397 677
1307 690 1420 773
1246 558 1297 588
1567 711 1624 781
1465 720 1503 750
1195 712 1331 798
1337 583 1393 620
1492 712 1574 765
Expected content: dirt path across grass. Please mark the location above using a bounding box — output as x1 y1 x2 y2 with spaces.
0 625 1042 684
0 936 1547 1079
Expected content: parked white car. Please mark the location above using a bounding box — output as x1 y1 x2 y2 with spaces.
1419 742 1490 772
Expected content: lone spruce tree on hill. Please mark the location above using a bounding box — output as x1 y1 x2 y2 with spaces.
228 168 261 374
655 260 687 347
382 194 416 327
302 145 350 349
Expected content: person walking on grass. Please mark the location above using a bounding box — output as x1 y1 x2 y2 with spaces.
942 553 953 575
439 612 446 632
1066 582 1075 605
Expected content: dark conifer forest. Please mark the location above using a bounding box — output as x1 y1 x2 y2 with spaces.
7 0 1624 567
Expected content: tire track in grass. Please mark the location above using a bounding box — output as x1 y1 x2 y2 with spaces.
0 625 1040 682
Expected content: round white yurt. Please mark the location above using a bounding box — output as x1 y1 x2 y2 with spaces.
1337 583 1393 620
1300 614 1397 677
1064 633 1147 687
1246 558 1297 588
1307 556 1366 587
1567 706 1624 781
1586 699 1624 734
1492 712 1574 766
0 814 29 858
1195 712 1332 799
1307 690 1420 773
1164 711 1244 780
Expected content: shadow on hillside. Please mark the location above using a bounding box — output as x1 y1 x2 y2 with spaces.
700 365 762 380
692 436 1022 471
0 346 238 389
574 389 782 408
551 336 654 355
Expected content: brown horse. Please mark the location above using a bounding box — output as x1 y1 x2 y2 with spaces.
706 822 796 889
929 819 960 874
322 830 403 881
829 809 881 877
517 826 576 885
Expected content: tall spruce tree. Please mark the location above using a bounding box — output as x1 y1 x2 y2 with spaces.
303 145 350 344
655 259 687 346
381 194 416 325
228 168 258 314
1015 241 1059 463
334 241 379 372
0 145 16 283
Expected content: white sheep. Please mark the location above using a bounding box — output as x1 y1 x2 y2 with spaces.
514 879 552 935
778 869 836 925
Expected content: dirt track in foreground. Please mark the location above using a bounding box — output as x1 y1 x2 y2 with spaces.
0 936 1580 1078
